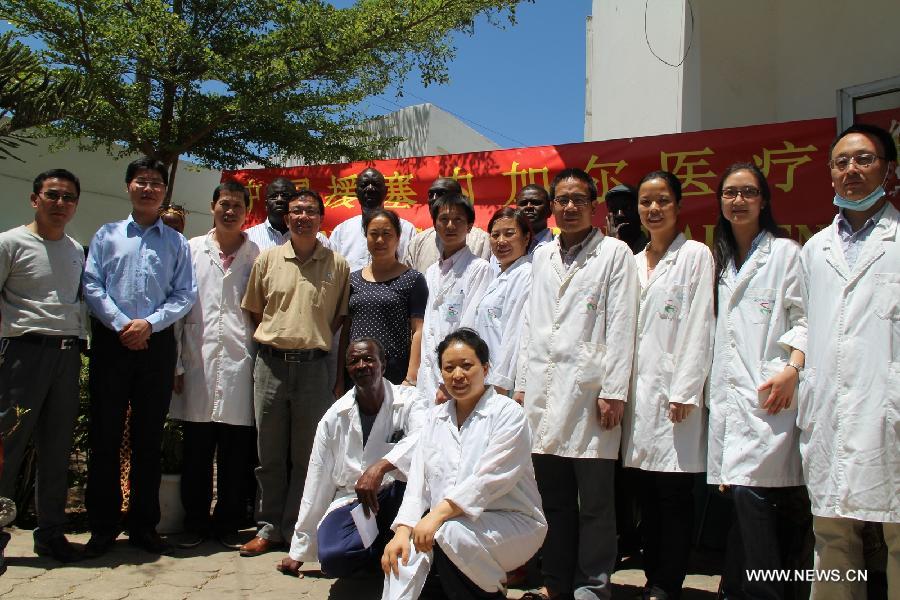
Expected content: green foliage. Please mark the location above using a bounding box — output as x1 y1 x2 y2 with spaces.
0 31 91 160
0 0 528 185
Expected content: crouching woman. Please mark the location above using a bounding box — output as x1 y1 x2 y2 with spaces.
381 328 546 599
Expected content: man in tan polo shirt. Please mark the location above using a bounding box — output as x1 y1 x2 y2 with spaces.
239 188 350 556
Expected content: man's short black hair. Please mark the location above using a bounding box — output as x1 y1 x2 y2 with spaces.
33 169 80 196
550 168 598 202
429 192 475 225
294 188 325 218
830 123 897 162
346 336 386 364
126 156 169 186
213 181 250 207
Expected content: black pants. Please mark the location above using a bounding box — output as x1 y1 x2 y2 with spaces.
426 544 505 600
180 421 255 536
86 319 175 536
635 469 695 600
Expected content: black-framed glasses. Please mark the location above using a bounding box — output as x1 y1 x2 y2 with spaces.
828 153 884 172
40 190 79 203
552 195 592 208
721 186 761 200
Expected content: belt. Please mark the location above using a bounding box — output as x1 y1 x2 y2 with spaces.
13 333 80 350
260 345 327 363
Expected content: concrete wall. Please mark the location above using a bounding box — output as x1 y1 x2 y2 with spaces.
0 139 222 246
586 0 900 140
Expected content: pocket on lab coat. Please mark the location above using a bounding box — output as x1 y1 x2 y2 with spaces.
657 285 689 321
757 358 797 410
744 287 777 325
796 367 816 431
575 341 607 389
874 273 900 363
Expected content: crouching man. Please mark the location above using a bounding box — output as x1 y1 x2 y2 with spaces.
277 337 427 577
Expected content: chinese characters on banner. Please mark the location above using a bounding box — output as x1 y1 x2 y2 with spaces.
224 110 900 245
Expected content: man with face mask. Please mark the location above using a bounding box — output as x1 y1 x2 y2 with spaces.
800 123 899 599
605 184 648 255
328 168 417 272
245 177 328 251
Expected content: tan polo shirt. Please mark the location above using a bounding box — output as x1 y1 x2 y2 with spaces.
242 240 349 351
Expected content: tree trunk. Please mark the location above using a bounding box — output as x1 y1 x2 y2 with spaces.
164 156 180 206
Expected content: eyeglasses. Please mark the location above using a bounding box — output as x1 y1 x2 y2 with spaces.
552 195 592 208
288 207 320 217
828 153 884 172
721 186 761 200
132 179 167 190
39 190 79 203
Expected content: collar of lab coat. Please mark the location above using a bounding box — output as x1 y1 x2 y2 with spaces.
642 232 688 288
722 231 774 293
202 229 252 271
821 201 899 282
497 255 529 281
334 379 400 463
436 386 495 427
550 227 605 285
438 245 474 273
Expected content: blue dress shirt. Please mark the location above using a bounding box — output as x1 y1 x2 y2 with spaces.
83 215 197 333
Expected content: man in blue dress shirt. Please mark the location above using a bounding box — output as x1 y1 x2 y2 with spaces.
82 156 197 556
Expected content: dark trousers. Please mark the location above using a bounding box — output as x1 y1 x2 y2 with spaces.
316 481 405 577
86 319 175 535
180 421 255 536
728 485 813 600
428 544 505 600
0 336 80 543
533 454 617 600
635 469 695 600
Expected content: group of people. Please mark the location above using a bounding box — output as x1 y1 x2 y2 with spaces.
0 122 896 600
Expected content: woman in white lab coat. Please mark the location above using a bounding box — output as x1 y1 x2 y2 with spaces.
468 207 533 394
382 329 546 600
620 170 714 600
707 162 812 599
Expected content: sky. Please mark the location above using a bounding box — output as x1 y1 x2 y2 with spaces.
356 1 594 149
2 1 593 150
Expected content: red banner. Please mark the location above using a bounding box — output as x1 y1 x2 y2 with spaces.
224 110 900 246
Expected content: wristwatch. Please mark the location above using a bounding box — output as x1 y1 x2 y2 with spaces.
786 361 803 373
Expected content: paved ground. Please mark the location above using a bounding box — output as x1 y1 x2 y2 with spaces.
0 528 720 599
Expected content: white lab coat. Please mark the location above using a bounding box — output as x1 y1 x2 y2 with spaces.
466 256 532 390
515 231 639 459
169 231 259 425
416 247 495 403
382 388 547 598
800 202 900 523
288 381 428 561
707 234 807 487
621 235 714 473
328 214 417 272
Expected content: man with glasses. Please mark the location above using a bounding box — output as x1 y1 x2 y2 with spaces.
82 156 197 557
245 177 328 251
329 168 417 271
168 182 259 549
403 177 492 273
239 189 350 557
800 123 899 598
0 169 85 564
515 168 638 600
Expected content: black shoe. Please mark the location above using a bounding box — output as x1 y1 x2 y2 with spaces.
34 535 84 563
84 531 119 558
176 531 206 549
129 530 175 555
214 530 244 551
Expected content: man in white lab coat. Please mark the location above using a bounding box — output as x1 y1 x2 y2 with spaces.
800 123 899 599
515 168 638 600
277 337 426 578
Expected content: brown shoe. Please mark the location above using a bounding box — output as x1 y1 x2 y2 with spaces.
238 536 281 557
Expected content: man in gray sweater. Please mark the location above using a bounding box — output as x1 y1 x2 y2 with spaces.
0 169 86 564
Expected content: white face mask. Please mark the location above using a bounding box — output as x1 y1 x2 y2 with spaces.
833 184 886 212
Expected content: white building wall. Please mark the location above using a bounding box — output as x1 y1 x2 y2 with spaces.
586 0 900 140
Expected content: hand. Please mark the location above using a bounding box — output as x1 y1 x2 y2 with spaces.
759 366 799 415
411 511 444 553
276 556 303 577
355 460 391 518
173 374 184 394
435 384 450 405
597 398 624 430
119 319 151 350
512 391 525 405
668 402 694 423
382 527 411 577
606 213 622 238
